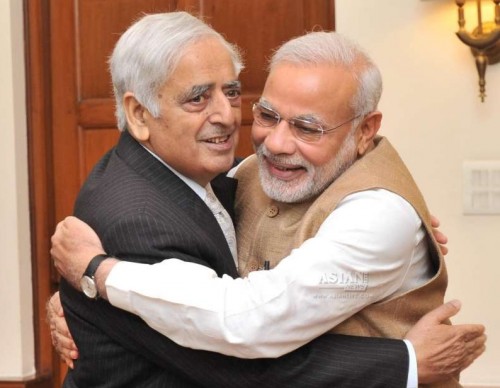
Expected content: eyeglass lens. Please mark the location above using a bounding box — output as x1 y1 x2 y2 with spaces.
252 103 324 142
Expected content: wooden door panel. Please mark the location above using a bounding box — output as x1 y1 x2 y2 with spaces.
81 129 120 176
77 0 181 99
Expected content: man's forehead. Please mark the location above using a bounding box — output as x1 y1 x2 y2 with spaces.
165 40 239 91
263 64 356 116
178 37 236 71
259 97 322 122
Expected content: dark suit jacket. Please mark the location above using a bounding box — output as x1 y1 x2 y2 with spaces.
60 131 410 388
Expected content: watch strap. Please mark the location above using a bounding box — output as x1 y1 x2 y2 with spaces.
83 253 111 279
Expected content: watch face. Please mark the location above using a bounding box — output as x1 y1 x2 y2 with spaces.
80 276 98 299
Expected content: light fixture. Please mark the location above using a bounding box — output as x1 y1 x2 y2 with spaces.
455 0 500 101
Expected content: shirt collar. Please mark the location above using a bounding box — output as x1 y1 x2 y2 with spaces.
140 145 206 200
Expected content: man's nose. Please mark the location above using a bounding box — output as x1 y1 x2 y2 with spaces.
263 120 297 155
208 93 237 126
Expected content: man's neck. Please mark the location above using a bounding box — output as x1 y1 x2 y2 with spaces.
139 144 211 198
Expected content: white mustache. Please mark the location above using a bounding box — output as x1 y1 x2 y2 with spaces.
256 144 312 170
203 125 233 139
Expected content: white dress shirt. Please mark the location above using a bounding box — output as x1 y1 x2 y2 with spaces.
106 187 431 387
142 144 239 264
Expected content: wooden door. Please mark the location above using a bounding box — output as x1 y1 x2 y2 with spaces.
24 1 335 386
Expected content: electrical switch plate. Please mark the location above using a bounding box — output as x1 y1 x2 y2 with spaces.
463 161 500 215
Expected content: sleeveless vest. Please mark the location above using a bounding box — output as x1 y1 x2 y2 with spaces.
235 137 459 387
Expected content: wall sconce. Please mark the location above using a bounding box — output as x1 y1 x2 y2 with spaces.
455 0 500 101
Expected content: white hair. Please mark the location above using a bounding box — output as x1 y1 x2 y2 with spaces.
109 12 244 131
269 31 382 123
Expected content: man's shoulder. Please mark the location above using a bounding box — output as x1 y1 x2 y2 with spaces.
227 154 256 177
74 146 199 231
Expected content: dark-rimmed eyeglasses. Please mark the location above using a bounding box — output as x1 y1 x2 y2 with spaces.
252 102 361 143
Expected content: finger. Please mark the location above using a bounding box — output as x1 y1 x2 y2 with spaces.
65 357 74 369
458 324 486 340
51 329 58 348
64 215 83 231
51 220 64 243
54 319 73 341
465 333 487 351
54 330 77 353
60 352 76 369
54 329 79 360
461 343 486 370
66 215 78 223
421 300 461 324
455 334 486 372
56 307 65 318
464 340 484 358
430 215 440 227
433 229 448 245
70 348 79 359
49 292 64 316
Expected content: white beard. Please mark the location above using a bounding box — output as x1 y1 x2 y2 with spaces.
256 131 358 203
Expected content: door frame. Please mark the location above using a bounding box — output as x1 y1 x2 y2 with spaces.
21 0 57 387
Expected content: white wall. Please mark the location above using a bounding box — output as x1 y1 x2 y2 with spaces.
337 0 500 385
0 0 35 380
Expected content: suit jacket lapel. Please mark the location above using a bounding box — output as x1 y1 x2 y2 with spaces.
211 173 238 222
114 132 238 277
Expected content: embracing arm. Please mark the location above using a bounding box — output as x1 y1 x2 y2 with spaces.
51 219 416 388
48 287 485 387
81 191 433 358
51 212 485 386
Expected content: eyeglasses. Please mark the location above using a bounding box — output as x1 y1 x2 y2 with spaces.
252 102 361 143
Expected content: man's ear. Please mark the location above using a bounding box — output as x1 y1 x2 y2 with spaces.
356 111 382 156
123 92 150 142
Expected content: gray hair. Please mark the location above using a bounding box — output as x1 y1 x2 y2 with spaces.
269 31 382 125
109 12 244 131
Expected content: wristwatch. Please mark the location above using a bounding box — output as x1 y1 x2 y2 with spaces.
80 254 111 299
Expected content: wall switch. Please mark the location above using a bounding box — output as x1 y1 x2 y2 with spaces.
463 161 500 215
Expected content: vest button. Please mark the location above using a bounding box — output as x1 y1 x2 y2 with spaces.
247 260 259 272
266 205 279 218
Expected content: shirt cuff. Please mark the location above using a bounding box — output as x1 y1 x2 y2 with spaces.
105 261 140 313
403 339 418 388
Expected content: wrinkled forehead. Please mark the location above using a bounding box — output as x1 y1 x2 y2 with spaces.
262 63 357 119
162 37 239 93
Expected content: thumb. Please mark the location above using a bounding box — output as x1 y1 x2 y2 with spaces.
422 300 461 324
